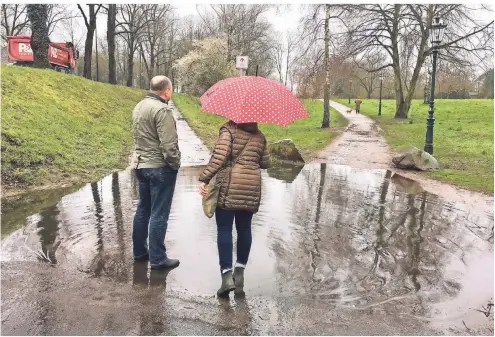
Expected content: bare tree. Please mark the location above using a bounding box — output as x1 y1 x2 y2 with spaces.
352 53 387 98
1 5 30 41
26 4 50 68
61 13 83 75
300 4 346 128
139 4 173 83
78 4 102 79
195 4 275 77
342 4 494 118
160 16 181 84
273 41 284 83
46 5 77 37
284 32 297 87
105 4 117 84
61 15 83 51
116 4 153 87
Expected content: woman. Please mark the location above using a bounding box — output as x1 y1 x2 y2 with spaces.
199 120 270 297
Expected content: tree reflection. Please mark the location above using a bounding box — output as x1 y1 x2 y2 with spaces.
91 181 105 276
36 204 61 264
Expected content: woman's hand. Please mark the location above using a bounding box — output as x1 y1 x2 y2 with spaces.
199 182 209 197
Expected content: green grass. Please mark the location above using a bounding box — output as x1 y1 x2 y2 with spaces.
173 94 348 160
335 98 494 193
1 65 145 195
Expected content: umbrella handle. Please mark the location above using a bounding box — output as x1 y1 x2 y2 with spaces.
256 65 259 77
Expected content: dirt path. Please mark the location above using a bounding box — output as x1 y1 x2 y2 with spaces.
314 100 494 216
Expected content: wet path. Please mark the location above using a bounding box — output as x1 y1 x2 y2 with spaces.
316 100 493 216
1 101 494 335
1 164 493 335
169 100 210 167
315 100 391 169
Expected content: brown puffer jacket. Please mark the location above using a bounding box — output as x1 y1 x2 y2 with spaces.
199 121 270 213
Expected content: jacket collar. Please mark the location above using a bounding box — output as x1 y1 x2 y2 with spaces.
146 92 168 104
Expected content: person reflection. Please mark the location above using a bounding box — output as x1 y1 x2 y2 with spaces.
132 262 177 288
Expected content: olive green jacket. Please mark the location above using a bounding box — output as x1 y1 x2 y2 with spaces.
131 93 181 170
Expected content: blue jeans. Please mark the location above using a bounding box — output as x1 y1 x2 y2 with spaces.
215 208 254 272
133 167 177 267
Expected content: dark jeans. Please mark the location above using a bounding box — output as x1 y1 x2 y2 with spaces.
133 167 177 267
215 208 254 272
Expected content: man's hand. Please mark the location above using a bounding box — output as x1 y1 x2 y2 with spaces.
199 182 209 197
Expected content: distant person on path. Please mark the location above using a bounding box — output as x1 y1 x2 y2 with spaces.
355 97 362 114
131 75 181 270
199 121 270 297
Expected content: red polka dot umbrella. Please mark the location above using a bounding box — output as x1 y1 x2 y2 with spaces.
200 76 309 126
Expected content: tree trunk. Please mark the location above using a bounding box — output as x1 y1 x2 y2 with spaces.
26 5 50 69
127 42 134 87
149 41 156 79
107 4 117 84
321 4 331 128
83 27 94 79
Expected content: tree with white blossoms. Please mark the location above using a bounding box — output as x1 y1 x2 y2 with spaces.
174 37 237 96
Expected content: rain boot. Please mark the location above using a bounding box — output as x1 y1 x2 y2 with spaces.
217 270 235 297
233 267 245 296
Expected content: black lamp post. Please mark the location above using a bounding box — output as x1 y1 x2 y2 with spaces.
378 74 384 116
348 78 352 104
424 16 447 155
424 65 431 104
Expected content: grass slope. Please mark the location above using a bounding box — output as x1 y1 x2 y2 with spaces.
1 65 144 195
173 94 348 160
335 98 494 193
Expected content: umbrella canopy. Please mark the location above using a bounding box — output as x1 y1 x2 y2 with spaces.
200 76 309 126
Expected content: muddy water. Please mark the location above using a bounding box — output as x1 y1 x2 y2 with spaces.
1 163 493 335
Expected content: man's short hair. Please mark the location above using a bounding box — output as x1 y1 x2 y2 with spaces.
150 76 172 92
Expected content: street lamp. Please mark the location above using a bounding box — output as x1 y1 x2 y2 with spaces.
348 78 353 104
378 74 384 116
424 16 447 155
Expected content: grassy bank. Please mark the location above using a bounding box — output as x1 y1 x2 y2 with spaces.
1 65 144 197
335 98 494 193
173 94 348 160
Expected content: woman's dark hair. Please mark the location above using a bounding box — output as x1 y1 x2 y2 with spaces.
238 122 258 133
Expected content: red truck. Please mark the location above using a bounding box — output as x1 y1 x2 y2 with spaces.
7 35 79 73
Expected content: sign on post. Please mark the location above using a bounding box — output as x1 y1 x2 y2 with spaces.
236 56 249 70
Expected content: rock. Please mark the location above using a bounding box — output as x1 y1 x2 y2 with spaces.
392 147 439 171
269 139 305 164
267 163 303 183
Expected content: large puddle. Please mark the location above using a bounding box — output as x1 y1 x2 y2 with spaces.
1 163 493 335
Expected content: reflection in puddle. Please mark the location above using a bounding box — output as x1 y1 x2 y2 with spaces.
267 163 303 183
1 163 493 334
390 173 425 194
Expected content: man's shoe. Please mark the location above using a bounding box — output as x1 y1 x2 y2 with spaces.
217 271 235 297
134 253 149 262
150 258 180 270
233 267 245 296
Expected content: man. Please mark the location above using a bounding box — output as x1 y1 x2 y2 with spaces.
131 75 181 270
354 96 362 114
